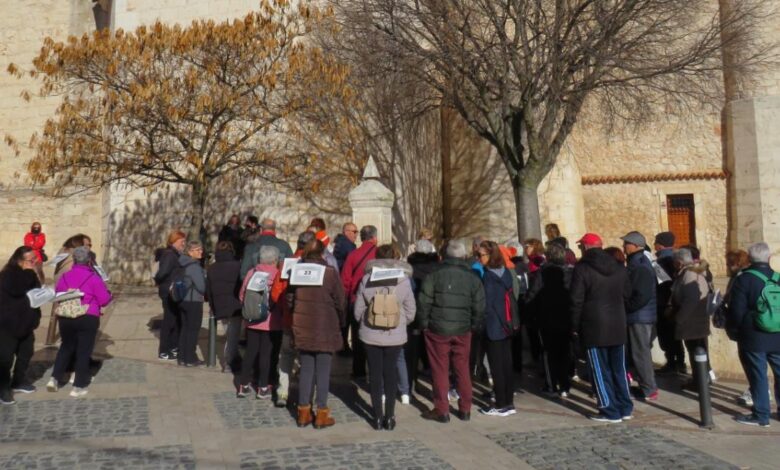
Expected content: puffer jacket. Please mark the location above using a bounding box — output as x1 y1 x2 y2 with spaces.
179 254 206 303
354 259 416 346
55 264 112 317
570 248 631 348
625 251 657 324
154 246 181 298
0 265 42 338
288 258 346 352
417 257 485 336
669 262 711 341
206 250 242 319
727 262 780 352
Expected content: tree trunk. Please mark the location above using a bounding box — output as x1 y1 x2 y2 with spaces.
190 179 209 251
440 105 454 239
511 176 542 241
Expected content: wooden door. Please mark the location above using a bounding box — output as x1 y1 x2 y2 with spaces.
666 194 696 248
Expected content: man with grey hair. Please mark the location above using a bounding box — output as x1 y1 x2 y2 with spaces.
240 218 293 279
341 225 379 377
728 242 780 427
418 240 485 423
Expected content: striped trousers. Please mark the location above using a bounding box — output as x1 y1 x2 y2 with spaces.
587 345 634 420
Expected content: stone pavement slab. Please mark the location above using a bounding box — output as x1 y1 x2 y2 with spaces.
0 445 196 469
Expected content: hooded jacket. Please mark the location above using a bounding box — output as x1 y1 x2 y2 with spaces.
206 250 242 319
533 263 573 333
570 248 631 348
669 261 711 341
56 264 112 317
625 250 658 324
333 233 357 271
179 254 206 303
288 258 346 352
154 246 181 298
354 259 416 346
0 265 41 338
482 267 520 341
418 257 485 336
727 262 780 352
240 232 294 279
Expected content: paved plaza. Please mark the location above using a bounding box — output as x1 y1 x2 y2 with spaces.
0 286 777 469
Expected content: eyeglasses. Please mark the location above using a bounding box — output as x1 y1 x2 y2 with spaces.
346 230 358 233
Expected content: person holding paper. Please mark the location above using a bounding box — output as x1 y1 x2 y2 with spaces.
45 233 93 346
289 239 346 429
48 246 112 397
354 244 416 431
0 246 42 404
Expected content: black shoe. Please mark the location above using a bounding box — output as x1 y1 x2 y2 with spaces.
422 409 450 423
383 416 396 430
12 384 36 394
371 417 383 430
457 410 471 421
0 390 15 405
158 352 175 361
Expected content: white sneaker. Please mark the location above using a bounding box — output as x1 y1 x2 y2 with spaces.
709 370 718 383
480 407 503 416
46 378 58 392
737 389 754 407
448 388 460 402
382 394 386 404
400 394 410 405
70 387 88 398
69 374 75 385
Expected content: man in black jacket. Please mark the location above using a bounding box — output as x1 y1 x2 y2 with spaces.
727 242 780 427
571 233 633 423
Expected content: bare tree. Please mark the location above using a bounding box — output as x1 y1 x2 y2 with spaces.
332 0 774 239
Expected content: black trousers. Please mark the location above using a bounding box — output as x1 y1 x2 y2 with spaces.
158 294 180 355
365 344 401 419
511 331 523 373
658 316 685 366
0 329 34 393
404 330 424 392
53 315 99 388
470 330 488 379
486 337 514 409
178 301 203 365
540 330 572 393
241 329 282 387
349 305 366 376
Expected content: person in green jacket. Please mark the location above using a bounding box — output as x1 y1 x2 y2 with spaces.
418 240 485 423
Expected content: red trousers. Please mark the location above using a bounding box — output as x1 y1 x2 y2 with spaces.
424 330 472 415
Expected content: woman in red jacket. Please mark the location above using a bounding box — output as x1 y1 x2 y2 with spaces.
23 222 46 263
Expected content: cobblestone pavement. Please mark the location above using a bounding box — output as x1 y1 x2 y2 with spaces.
0 288 778 469
0 445 195 469
490 426 739 470
239 440 453 469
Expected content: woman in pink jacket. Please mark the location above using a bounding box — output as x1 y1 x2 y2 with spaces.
237 245 283 399
48 246 112 398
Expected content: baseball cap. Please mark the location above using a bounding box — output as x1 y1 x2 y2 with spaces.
577 233 603 247
620 231 647 248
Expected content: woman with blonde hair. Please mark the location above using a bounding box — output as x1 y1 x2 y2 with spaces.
153 230 186 361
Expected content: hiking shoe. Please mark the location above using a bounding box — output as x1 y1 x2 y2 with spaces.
0 391 15 405
400 394 410 405
236 384 252 398
448 388 460 401
46 378 59 392
735 413 769 427
12 384 36 394
256 386 271 400
69 387 88 398
588 414 622 423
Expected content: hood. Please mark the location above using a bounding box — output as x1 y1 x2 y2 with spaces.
365 259 413 277
580 248 622 276
485 267 513 289
684 259 710 275
214 250 235 263
179 254 199 267
407 252 439 266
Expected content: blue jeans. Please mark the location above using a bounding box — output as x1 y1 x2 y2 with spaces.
739 349 780 424
397 348 409 395
587 345 633 420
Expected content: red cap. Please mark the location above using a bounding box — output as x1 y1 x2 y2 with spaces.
577 233 603 247
315 230 330 248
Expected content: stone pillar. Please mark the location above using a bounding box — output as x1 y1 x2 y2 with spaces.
349 157 394 244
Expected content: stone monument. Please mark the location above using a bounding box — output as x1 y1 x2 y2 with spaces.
348 157 394 244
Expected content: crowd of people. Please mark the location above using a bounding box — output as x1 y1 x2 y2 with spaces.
1 216 778 431
0 230 111 404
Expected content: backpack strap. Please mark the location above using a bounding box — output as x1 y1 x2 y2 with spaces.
745 269 771 284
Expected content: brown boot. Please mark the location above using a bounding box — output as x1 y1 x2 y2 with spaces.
297 405 312 427
313 406 335 429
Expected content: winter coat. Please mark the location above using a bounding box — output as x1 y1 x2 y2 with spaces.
625 251 658 324
288 258 346 352
218 224 244 258
0 265 42 337
570 248 631 348
354 259 416 347
341 241 377 304
333 234 356 271
55 264 112 317
655 249 676 319
240 232 294 279
482 267 520 341
24 232 46 263
240 264 282 331
179 254 206 303
726 262 780 352
323 250 340 274
534 263 573 334
154 246 181 298
206 250 242 319
669 262 711 341
407 252 440 294
417 257 486 336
